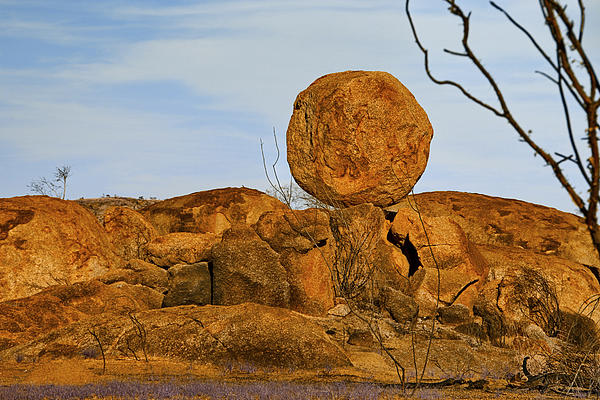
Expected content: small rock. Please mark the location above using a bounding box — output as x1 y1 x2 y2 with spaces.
438 304 472 325
328 304 351 317
381 287 418 323
347 329 375 347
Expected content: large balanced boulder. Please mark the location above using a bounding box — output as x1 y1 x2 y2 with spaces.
139 187 288 236
287 70 433 207
0 196 121 302
2 303 352 370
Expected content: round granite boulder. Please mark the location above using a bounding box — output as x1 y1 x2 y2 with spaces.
287 70 433 207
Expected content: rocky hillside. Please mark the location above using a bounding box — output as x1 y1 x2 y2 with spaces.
1 71 599 393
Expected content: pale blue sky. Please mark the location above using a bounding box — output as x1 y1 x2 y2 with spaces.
1 0 598 213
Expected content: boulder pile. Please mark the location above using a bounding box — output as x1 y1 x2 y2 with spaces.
1 71 599 378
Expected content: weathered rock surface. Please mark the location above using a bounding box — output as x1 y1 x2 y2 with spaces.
163 262 211 307
255 208 335 315
98 258 168 293
380 286 418 323
388 191 599 268
390 208 488 313
140 187 288 236
438 304 472 325
0 196 121 302
76 196 159 222
3 303 352 370
0 280 163 351
329 204 409 296
211 225 290 308
145 232 218 268
254 208 331 254
102 206 158 261
476 244 600 324
409 267 481 317
287 70 433 207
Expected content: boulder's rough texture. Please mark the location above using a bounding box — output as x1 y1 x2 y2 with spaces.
102 206 158 261
76 197 159 222
211 225 290 308
287 71 433 207
0 196 121 302
438 304 472 325
163 262 212 307
3 303 352 370
0 280 163 351
254 208 331 254
388 191 599 268
380 286 418 323
98 258 168 293
329 204 409 296
409 267 481 317
476 244 600 324
140 187 288 236
390 208 488 312
145 232 218 268
255 208 335 315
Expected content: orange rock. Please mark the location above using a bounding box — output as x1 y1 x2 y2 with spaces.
211 224 290 308
102 206 158 260
255 208 335 315
139 187 288 236
477 244 600 323
0 196 121 302
2 303 352 369
145 232 219 268
0 280 163 351
390 208 488 313
287 71 433 207
388 191 599 268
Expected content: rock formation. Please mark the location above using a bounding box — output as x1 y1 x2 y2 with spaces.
0 280 163 351
139 187 288 236
287 70 433 207
102 206 158 261
0 196 121 302
2 303 352 370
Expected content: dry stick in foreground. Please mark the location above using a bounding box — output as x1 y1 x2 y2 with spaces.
87 328 106 375
390 166 442 394
405 0 600 261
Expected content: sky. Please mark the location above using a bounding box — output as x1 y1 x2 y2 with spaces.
1 0 598 214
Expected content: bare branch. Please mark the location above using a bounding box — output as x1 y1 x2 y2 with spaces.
405 0 505 117
443 48 468 57
535 70 559 85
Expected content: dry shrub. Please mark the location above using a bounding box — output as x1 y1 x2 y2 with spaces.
512 267 561 338
512 268 600 393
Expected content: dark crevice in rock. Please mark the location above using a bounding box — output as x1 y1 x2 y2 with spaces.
447 279 479 306
387 229 422 277
402 234 422 278
584 264 600 286
383 210 396 222
208 261 215 305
